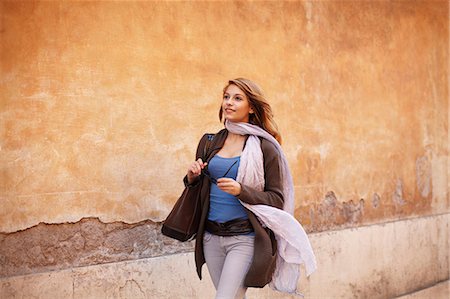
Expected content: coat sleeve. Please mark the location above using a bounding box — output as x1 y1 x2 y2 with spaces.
237 139 284 209
183 134 210 188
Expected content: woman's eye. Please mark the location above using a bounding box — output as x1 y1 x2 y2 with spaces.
235 97 242 101
223 95 229 100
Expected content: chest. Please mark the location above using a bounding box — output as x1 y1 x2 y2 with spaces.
216 137 246 158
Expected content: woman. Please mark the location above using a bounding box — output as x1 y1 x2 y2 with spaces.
185 78 316 299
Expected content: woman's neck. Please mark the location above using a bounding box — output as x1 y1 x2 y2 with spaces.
227 131 245 140
216 131 246 158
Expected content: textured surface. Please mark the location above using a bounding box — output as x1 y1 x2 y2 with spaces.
0 2 449 294
0 217 193 278
1 0 448 235
396 280 450 299
1 214 448 299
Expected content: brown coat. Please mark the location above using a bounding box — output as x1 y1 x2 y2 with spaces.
186 129 284 287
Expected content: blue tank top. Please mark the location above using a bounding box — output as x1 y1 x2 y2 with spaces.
207 155 248 223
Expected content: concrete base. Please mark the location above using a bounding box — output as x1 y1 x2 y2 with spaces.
396 280 449 299
1 214 448 299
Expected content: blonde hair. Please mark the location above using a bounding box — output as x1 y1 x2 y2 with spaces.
219 78 282 144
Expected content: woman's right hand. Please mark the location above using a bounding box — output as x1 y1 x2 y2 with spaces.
187 158 207 184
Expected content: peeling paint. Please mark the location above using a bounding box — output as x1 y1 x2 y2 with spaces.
310 191 365 231
372 193 381 208
393 179 406 206
343 199 364 223
416 155 432 198
0 218 192 278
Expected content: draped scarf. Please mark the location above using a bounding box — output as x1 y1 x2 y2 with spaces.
225 120 317 295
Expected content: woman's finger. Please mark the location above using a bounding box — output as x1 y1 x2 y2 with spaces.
216 178 241 196
197 158 208 169
217 178 233 184
189 161 201 175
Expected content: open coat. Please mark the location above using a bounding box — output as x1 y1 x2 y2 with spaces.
185 129 285 287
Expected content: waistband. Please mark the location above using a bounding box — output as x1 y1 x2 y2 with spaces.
205 218 254 236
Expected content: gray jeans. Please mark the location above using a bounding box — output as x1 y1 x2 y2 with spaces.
203 232 255 299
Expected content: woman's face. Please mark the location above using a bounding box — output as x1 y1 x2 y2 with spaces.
222 84 253 123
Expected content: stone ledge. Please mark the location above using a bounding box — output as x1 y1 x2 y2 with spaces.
395 280 450 298
1 213 448 298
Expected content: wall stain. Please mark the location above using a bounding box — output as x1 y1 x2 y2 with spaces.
118 279 146 299
349 270 391 298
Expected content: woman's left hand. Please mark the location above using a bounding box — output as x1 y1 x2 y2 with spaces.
217 178 241 196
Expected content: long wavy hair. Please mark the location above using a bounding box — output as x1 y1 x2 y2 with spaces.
219 78 282 144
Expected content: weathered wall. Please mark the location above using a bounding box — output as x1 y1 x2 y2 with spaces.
0 218 194 278
0 0 449 292
1 0 447 233
1 214 449 298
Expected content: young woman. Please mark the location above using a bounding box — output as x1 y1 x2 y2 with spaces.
185 78 316 299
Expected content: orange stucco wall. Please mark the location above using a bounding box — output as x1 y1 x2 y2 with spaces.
1 1 448 233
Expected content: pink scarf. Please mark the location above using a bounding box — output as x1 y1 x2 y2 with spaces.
225 120 317 295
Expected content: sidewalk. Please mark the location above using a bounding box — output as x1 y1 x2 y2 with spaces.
396 280 449 299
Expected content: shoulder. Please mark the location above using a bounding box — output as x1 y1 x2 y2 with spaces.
200 129 226 141
197 129 225 143
260 138 279 157
259 138 282 167
195 129 227 158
